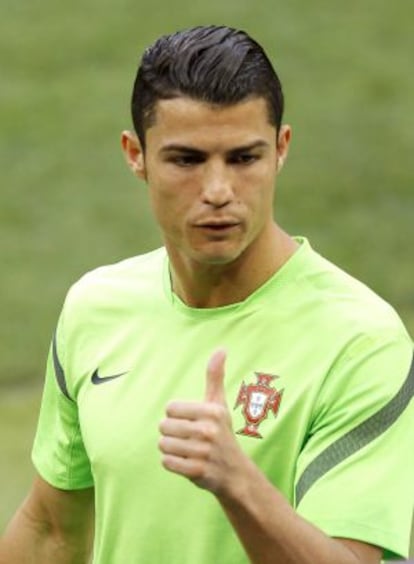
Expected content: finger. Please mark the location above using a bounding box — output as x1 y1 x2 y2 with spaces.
159 418 193 438
204 348 227 405
161 454 205 481
159 436 209 459
161 416 218 441
165 400 215 420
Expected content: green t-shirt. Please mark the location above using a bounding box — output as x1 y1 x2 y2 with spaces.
32 238 414 562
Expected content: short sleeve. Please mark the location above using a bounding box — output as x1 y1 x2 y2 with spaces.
295 330 414 560
31 310 94 490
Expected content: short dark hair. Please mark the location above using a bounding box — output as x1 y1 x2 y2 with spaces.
131 25 284 149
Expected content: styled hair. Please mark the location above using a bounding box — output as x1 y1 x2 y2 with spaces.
131 25 284 149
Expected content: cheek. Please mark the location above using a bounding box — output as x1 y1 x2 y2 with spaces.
241 169 275 210
147 177 193 234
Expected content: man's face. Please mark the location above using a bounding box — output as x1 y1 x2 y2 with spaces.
125 96 290 267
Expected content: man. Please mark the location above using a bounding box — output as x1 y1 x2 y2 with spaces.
1 25 413 564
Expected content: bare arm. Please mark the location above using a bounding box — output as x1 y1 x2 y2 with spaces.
218 456 381 564
0 475 94 564
159 350 382 564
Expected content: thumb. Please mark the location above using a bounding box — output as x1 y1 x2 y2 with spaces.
204 348 227 404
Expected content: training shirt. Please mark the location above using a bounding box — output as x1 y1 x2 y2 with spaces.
32 238 414 563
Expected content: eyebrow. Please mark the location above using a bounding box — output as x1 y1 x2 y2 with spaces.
159 140 270 155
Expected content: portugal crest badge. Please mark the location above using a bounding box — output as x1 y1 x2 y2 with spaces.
234 373 283 439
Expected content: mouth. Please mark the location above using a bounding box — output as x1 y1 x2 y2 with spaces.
193 219 241 231
198 224 239 231
194 224 240 238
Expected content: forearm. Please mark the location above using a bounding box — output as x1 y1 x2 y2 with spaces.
160 352 380 563
217 458 369 564
0 504 92 564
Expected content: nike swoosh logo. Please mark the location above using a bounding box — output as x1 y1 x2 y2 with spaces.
91 369 128 385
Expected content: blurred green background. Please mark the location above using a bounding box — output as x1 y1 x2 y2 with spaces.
1 0 413 555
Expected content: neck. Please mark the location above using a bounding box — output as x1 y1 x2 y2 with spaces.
167 225 298 308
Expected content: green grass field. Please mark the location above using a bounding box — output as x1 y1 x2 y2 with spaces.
1 0 413 554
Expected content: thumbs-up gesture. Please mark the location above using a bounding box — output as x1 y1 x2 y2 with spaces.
159 349 246 496
204 348 227 404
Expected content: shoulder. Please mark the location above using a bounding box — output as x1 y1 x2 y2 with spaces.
63 247 167 315
297 241 409 339
296 243 413 407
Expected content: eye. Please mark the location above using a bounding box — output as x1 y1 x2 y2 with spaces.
229 153 259 165
169 154 204 167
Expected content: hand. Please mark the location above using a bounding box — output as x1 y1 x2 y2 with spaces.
158 349 246 496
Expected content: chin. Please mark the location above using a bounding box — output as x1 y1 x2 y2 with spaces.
199 256 236 266
191 246 243 266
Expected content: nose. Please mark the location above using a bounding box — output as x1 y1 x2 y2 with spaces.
201 161 234 208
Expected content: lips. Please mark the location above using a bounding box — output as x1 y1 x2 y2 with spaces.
199 223 238 229
194 218 240 229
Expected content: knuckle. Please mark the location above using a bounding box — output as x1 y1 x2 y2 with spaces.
194 441 210 458
188 460 205 480
161 455 173 470
208 403 226 421
159 418 168 433
195 421 217 441
158 436 167 452
165 401 177 416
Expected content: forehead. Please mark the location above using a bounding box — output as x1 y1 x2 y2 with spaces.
145 96 277 151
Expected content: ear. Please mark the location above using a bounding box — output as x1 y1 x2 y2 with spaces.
276 124 292 173
121 130 146 180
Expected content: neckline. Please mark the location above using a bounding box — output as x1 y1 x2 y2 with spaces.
162 237 311 318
